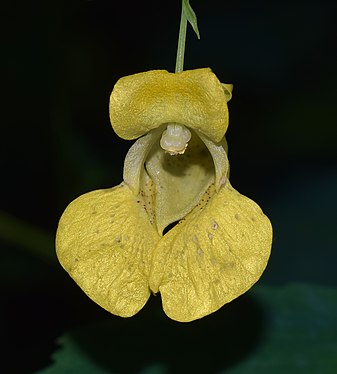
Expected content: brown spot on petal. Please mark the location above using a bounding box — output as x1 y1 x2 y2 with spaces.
211 220 218 230
210 257 217 266
197 248 204 256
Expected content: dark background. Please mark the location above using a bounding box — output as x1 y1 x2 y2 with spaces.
2 0 337 372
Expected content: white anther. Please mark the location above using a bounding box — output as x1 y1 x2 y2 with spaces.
160 123 191 155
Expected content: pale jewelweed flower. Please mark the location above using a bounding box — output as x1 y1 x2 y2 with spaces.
56 68 272 322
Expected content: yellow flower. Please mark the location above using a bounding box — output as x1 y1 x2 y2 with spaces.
56 68 272 322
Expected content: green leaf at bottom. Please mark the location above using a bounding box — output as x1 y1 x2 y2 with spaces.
39 284 337 374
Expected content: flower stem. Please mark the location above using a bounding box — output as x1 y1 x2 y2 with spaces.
175 1 200 73
175 2 187 73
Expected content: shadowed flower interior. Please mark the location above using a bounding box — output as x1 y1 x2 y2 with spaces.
56 68 272 322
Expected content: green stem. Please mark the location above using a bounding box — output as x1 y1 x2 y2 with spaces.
175 2 187 73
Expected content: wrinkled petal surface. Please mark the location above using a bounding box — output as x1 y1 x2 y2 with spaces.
109 68 229 142
149 182 272 322
56 183 160 317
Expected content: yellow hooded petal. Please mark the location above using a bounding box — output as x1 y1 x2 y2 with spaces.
149 182 272 322
109 68 229 143
56 183 160 317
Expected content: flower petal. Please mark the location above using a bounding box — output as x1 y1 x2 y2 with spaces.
149 182 272 322
198 132 229 191
56 183 160 317
222 83 233 102
109 68 229 142
123 126 163 194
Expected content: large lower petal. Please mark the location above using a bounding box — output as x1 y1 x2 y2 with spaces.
56 183 160 317
149 182 272 322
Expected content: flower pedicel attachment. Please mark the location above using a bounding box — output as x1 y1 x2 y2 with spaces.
56 68 272 322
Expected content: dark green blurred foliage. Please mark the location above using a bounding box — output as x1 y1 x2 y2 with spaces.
2 0 337 372
39 284 337 374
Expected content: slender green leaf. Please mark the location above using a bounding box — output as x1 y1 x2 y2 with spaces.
183 0 200 39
